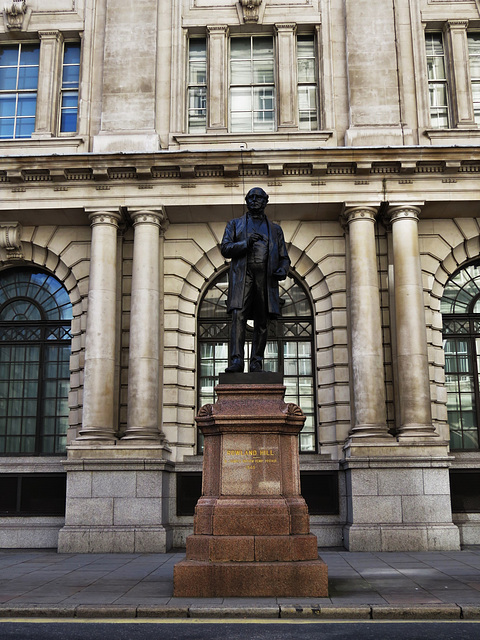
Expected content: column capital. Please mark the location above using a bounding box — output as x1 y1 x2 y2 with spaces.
387 204 423 224
275 22 297 34
445 19 469 32
207 24 229 35
38 29 63 42
86 209 122 227
129 208 168 233
342 205 379 226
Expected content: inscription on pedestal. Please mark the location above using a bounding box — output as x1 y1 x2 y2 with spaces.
222 434 281 495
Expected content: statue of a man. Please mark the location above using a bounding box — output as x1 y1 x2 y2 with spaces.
221 187 290 373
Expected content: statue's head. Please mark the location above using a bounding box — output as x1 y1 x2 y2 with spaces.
245 187 269 214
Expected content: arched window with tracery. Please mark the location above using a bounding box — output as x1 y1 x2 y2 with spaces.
441 262 480 450
0 269 72 455
197 271 316 452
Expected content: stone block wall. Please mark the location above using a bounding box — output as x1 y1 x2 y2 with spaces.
343 456 460 551
58 457 174 553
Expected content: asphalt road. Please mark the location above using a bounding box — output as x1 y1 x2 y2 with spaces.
0 621 478 640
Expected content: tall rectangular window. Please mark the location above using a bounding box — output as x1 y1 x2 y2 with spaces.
425 33 450 128
297 35 318 130
230 36 275 132
0 43 39 139
59 42 80 133
187 38 207 133
468 33 480 125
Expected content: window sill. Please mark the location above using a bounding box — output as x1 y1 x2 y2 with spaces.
173 130 334 151
449 451 480 467
0 457 66 473
0 136 85 156
425 128 480 146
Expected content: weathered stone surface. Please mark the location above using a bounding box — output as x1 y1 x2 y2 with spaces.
174 380 327 597
173 558 328 597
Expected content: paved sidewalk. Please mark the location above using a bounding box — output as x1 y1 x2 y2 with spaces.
0 548 478 619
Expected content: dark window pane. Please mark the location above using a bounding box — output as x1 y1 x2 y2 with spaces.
62 65 79 87
15 117 35 138
19 45 40 66
0 476 18 513
0 46 19 67
177 472 202 516
17 66 38 90
63 43 80 65
0 94 15 118
0 118 14 138
17 94 36 116
0 68 17 91
60 111 77 133
19 475 66 515
300 471 339 515
450 471 480 512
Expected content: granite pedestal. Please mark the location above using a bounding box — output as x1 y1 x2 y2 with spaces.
173 373 328 597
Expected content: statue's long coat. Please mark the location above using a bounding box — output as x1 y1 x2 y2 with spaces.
220 214 290 317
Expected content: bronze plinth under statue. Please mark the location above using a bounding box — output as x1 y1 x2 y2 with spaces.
173 374 328 597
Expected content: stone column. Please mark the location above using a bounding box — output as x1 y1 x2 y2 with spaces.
388 205 437 439
444 20 476 128
275 23 297 130
344 206 391 441
207 25 229 133
77 210 121 443
123 209 167 443
32 31 63 138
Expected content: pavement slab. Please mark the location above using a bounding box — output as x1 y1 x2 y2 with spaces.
0 548 476 619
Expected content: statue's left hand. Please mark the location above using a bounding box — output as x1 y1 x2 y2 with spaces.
273 268 287 280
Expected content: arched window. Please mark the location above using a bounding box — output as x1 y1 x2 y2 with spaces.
0 269 72 455
441 262 480 450
197 271 316 452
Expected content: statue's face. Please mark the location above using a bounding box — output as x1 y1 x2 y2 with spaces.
246 189 268 214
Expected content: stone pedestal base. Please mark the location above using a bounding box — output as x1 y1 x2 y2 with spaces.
342 442 460 551
174 558 328 597
58 525 172 554
58 446 174 553
173 374 328 597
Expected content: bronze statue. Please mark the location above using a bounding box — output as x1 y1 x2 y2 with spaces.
221 187 290 373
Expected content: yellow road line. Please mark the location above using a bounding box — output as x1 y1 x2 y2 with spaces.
0 618 479 625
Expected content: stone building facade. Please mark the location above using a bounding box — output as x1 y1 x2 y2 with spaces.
0 0 479 552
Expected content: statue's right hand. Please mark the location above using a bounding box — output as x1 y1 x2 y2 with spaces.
248 232 262 247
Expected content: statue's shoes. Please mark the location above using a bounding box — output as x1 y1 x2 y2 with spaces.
225 361 244 373
249 362 264 373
